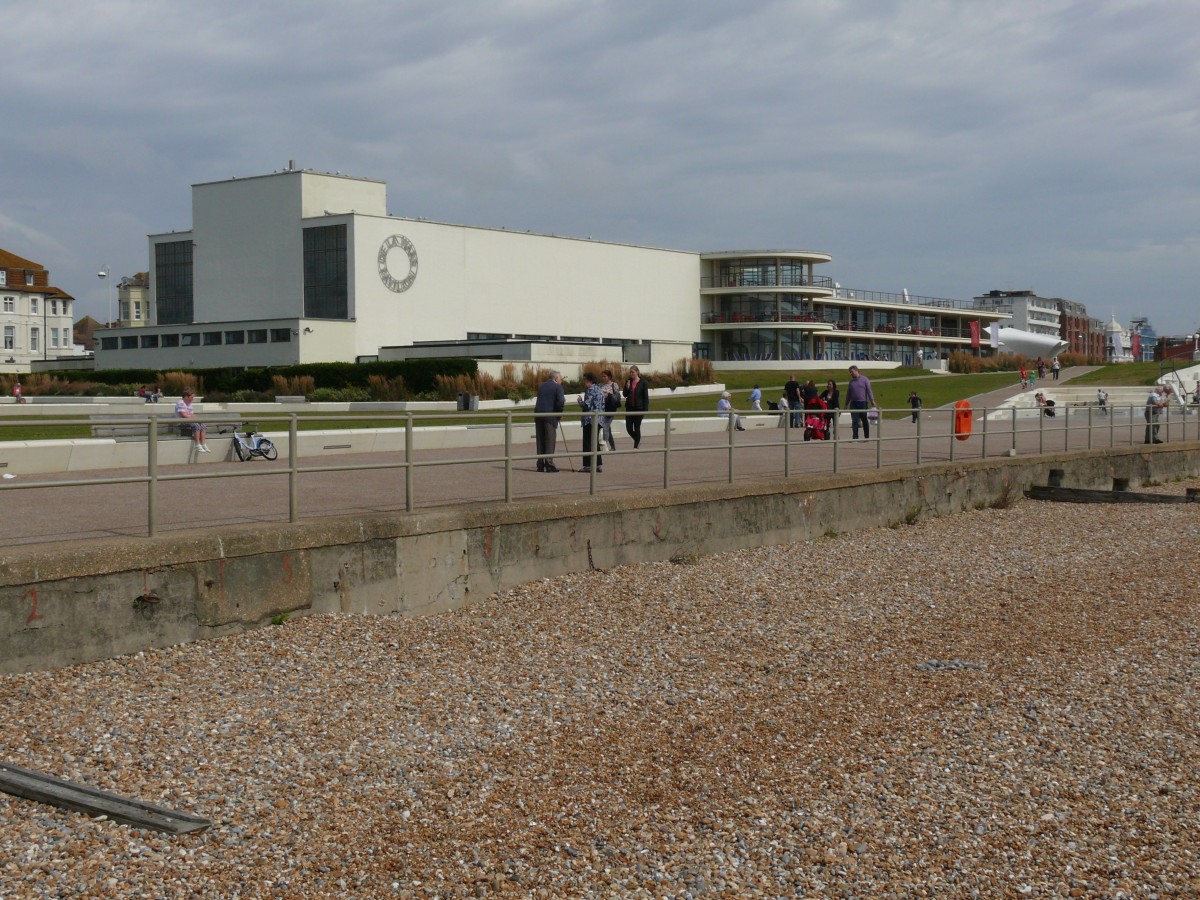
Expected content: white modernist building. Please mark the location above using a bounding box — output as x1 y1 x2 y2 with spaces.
94 167 1010 373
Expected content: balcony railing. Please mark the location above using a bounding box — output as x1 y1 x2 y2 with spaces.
701 274 834 290
700 313 970 339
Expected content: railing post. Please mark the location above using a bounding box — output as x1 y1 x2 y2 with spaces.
588 416 598 494
147 415 158 537
832 410 839 474
663 410 672 489
405 412 414 512
875 410 882 469
727 413 735 484
288 414 299 523
504 412 513 504
1038 406 1045 454
1087 406 1093 450
981 405 988 459
915 407 922 464
783 407 791 478
1011 407 1018 454
949 407 956 461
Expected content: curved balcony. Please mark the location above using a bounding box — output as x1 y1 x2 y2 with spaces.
701 274 834 293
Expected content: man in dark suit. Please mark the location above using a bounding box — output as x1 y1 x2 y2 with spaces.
534 371 565 471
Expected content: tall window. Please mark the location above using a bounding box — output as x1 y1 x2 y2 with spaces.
30 298 38 315
50 300 57 315
2 297 12 313
30 328 38 352
4 325 14 349
155 240 194 325
0 271 6 286
51 329 59 348
303 224 348 319
62 328 70 347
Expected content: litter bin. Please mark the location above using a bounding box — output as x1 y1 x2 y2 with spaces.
456 392 479 411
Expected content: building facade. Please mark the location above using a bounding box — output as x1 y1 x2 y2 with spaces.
118 273 151 327
94 167 1010 372
973 290 1063 339
0 248 78 370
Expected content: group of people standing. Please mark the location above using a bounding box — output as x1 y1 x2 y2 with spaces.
772 366 881 439
1020 357 1060 390
533 366 649 473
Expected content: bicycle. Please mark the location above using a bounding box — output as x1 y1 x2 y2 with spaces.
231 425 278 461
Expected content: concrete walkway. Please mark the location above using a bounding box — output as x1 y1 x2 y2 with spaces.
3 406 1196 551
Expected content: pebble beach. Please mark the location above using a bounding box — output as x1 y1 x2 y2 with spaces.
2 481 1199 898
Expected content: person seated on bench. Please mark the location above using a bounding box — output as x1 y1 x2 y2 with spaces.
175 390 211 453
1035 392 1056 417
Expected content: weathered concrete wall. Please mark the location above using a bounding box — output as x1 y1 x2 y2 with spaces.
2 445 1196 673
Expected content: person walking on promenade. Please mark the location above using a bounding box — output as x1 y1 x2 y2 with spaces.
598 369 622 451
623 365 649 449
175 389 210 453
534 370 565 472
1097 388 1108 415
578 372 605 472
12 381 24 404
1051 358 1061 380
1144 384 1170 444
748 385 762 411
846 365 877 440
1019 366 1028 390
784 375 802 428
908 390 922 423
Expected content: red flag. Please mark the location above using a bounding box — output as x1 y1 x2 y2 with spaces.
1132 332 1141 358
969 320 980 348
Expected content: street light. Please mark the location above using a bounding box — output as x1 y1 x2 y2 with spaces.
98 265 111 328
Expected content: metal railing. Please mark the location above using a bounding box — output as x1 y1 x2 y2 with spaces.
0 404 1194 541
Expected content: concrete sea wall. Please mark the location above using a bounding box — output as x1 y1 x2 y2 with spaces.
2 445 1196 673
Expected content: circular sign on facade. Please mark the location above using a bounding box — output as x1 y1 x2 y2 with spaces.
377 234 418 293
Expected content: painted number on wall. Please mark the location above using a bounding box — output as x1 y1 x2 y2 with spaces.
25 588 43 624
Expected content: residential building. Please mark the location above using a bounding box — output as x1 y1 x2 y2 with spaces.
94 167 1010 373
972 290 1063 340
0 248 78 370
118 272 150 327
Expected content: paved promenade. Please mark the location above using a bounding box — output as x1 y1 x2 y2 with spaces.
1 382 1191 548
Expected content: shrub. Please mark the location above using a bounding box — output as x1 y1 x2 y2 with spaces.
307 386 372 402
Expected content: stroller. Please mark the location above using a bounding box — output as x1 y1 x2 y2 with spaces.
803 396 829 441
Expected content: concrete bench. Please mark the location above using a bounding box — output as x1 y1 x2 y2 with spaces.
90 418 245 442
274 395 308 403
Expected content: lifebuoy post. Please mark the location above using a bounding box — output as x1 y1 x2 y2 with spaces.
953 400 973 441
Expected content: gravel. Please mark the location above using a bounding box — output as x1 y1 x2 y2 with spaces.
2 479 1199 897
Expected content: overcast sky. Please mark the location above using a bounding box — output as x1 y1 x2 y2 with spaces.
5 0 1199 334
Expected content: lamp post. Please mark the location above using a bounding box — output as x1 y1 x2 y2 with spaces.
42 294 47 361
98 265 111 328
1193 332 1199 362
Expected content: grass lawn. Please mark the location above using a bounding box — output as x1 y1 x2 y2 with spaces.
1063 362 1173 387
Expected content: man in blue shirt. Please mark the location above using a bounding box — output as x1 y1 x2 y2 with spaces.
748 385 762 410
845 365 877 440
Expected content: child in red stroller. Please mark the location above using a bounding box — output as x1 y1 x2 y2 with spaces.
803 396 829 441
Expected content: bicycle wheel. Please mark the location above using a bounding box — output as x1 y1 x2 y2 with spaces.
233 438 247 461
258 439 278 460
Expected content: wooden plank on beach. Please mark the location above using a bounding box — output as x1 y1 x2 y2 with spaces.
0 761 211 835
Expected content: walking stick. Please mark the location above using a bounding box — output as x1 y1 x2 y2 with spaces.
557 421 577 472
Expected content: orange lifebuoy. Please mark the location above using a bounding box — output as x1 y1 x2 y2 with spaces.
953 400 973 440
